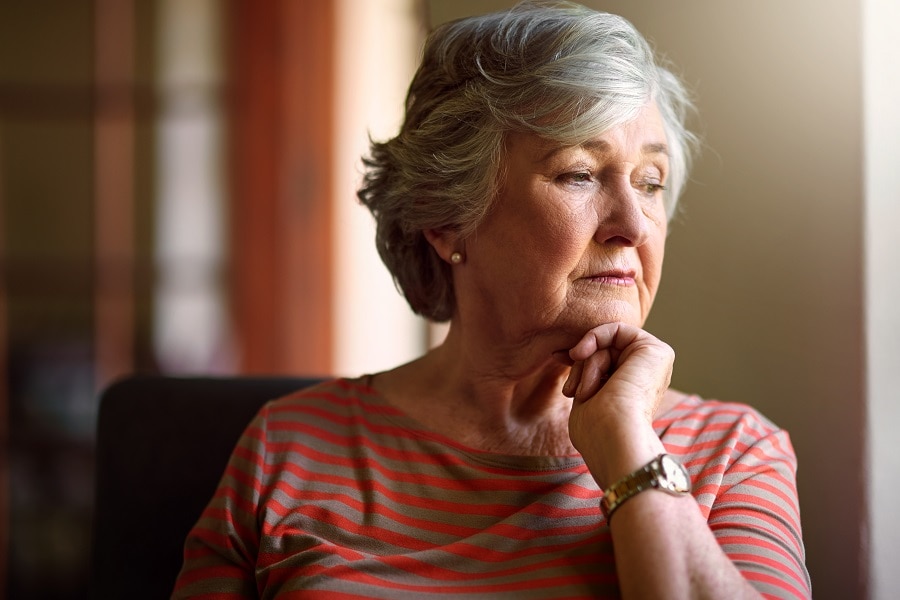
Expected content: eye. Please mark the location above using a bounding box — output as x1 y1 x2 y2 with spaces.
640 182 667 196
557 171 594 186
634 163 668 198
635 175 666 197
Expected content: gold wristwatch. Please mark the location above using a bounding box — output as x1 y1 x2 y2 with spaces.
600 453 691 521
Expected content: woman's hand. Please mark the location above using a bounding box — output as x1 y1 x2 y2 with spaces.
560 322 675 488
562 322 674 413
558 324 771 599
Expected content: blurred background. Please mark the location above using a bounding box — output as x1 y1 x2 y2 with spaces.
0 0 898 598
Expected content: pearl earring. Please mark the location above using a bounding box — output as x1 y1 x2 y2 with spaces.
450 252 463 264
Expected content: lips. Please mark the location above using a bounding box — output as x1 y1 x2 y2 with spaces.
586 268 637 286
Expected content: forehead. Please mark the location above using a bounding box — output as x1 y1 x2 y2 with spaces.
508 102 669 164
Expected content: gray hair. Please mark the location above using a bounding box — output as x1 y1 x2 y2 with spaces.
358 1 697 322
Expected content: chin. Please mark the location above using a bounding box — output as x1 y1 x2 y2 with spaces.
589 302 645 328
567 293 648 329
551 306 642 344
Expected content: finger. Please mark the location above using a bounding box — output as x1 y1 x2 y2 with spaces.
569 322 646 362
568 330 600 362
575 350 612 401
563 359 584 398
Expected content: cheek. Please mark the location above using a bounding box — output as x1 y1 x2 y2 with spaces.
538 200 598 254
541 220 590 263
640 237 666 293
504 200 593 263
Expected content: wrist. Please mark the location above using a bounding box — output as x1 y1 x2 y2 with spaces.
575 416 664 489
599 453 692 522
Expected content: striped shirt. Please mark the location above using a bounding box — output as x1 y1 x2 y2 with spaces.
173 377 810 599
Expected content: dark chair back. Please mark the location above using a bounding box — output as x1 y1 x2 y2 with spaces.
90 375 327 599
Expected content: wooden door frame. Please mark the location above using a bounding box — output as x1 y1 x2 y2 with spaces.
227 0 335 376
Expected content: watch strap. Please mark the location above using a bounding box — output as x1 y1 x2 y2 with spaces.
599 453 686 521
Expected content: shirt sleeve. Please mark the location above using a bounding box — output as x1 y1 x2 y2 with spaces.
704 417 811 599
171 404 271 598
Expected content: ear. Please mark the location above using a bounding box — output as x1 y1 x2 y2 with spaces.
423 228 462 264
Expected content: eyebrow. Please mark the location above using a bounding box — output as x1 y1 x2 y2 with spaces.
580 139 670 156
642 142 670 156
537 139 670 163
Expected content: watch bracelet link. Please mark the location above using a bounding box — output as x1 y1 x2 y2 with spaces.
600 454 667 521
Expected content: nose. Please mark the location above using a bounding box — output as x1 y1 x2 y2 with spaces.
593 179 651 247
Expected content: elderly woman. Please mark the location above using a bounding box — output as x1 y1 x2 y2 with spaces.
174 2 810 598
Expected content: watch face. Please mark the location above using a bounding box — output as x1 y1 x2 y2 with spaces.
660 454 691 493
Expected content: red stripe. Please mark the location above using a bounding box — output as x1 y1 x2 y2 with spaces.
742 567 810 599
261 443 591 495
715 489 797 524
712 531 800 572
665 435 756 459
730 551 808 587
200 505 258 548
185 524 255 560
263 477 599 526
265 560 618 594
267 413 586 479
260 538 611 585
260 454 599 518
710 504 800 539
261 499 602 556
270 391 588 472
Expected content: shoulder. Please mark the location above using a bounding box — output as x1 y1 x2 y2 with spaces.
658 392 802 520
655 391 797 475
255 376 406 439
656 391 785 444
264 376 379 417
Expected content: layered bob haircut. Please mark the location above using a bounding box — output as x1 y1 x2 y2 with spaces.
358 1 697 322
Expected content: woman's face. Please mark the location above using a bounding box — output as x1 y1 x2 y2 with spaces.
455 102 670 349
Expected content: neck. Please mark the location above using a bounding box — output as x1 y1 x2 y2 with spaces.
374 321 577 456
